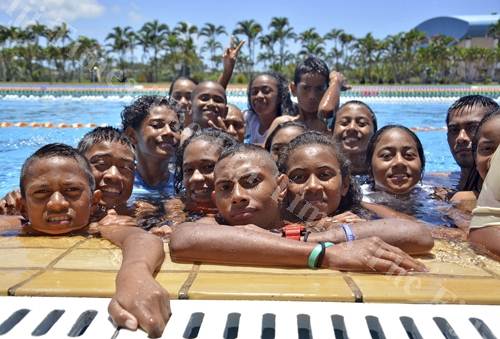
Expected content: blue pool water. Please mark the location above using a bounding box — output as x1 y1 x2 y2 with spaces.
0 96 459 196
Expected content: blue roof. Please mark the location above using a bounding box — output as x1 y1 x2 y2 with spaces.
415 14 500 40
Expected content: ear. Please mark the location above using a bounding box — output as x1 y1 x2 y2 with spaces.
124 127 138 145
20 197 28 220
341 176 350 197
211 190 217 206
290 83 297 97
92 189 102 207
222 104 228 119
276 174 289 203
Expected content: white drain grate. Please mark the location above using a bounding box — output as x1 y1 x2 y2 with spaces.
1 297 499 338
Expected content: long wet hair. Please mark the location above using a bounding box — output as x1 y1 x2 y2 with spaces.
331 100 378 132
366 125 426 182
463 108 500 192
277 131 361 214
174 128 237 193
247 72 294 117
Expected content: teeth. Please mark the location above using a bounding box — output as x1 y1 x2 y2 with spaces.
48 216 70 222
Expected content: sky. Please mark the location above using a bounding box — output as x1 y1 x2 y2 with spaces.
0 0 498 48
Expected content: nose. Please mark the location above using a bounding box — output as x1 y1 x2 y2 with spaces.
392 152 408 170
456 128 469 145
47 191 69 212
189 169 204 185
231 183 249 206
227 123 236 136
102 165 121 184
304 174 323 194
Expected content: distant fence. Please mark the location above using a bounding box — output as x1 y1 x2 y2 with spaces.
0 84 499 98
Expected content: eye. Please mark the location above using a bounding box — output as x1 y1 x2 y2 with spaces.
448 125 459 134
339 119 350 126
214 96 225 103
201 163 215 174
93 162 109 171
318 170 334 181
183 166 194 176
64 187 82 196
289 171 307 184
404 152 417 160
199 94 210 101
241 174 262 189
217 182 233 192
150 121 165 129
379 152 393 161
261 86 273 95
169 121 180 132
357 119 368 127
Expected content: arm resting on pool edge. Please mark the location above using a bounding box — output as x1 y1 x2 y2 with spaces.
169 222 427 274
100 225 170 338
468 226 500 260
307 218 434 255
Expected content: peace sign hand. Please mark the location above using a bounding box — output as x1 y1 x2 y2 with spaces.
222 36 245 68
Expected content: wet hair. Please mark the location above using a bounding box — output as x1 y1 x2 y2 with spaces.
77 126 134 155
168 76 199 98
191 81 227 103
264 121 307 152
174 128 237 193
218 143 279 176
293 55 330 86
247 72 294 116
121 95 176 130
277 131 361 214
464 108 500 191
20 143 95 198
446 95 499 126
366 125 426 180
332 100 378 132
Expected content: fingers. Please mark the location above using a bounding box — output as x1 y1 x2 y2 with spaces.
207 120 219 130
107 209 117 216
133 298 167 338
374 242 427 272
365 256 408 275
217 116 228 130
108 298 138 331
234 40 245 53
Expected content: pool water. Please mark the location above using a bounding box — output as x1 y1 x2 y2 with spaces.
0 96 458 196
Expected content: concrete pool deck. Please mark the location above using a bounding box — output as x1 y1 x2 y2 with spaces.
0 236 499 304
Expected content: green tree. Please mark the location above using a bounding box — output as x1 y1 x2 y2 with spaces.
106 26 130 78
199 23 226 71
139 20 169 81
233 19 262 75
297 28 325 58
268 17 295 70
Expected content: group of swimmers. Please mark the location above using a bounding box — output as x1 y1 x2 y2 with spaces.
0 51 499 337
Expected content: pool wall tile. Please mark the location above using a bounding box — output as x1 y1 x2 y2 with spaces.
0 270 40 295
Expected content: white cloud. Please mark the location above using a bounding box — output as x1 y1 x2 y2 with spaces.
1 0 105 26
127 3 143 24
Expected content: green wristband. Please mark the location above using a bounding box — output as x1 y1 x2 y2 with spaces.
308 242 334 269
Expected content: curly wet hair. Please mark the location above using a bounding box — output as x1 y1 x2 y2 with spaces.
121 95 175 131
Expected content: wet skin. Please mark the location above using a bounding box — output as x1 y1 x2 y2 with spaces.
183 139 220 209
133 105 180 160
447 106 489 169
475 116 500 180
333 104 375 156
171 79 196 125
84 141 135 209
225 105 245 142
250 75 280 122
269 126 305 161
371 128 422 195
21 157 99 235
291 73 328 116
213 153 285 229
286 144 349 221
191 82 227 128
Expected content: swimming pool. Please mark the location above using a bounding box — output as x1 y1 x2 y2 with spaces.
0 92 494 196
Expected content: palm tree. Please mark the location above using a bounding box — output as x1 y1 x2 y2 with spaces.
258 33 276 69
488 19 500 46
199 23 226 71
268 17 295 70
139 21 169 81
324 28 344 68
106 26 129 78
297 28 325 58
124 27 137 64
233 19 262 75
354 33 380 83
339 32 354 70
175 21 198 76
